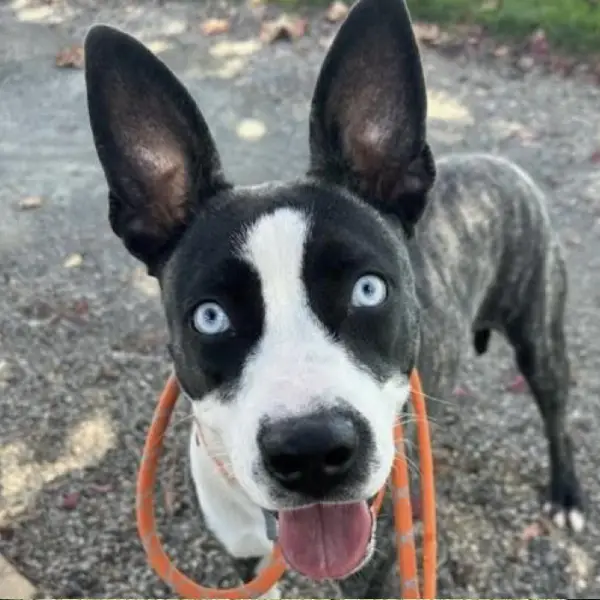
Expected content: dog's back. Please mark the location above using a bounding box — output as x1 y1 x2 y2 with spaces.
410 153 566 402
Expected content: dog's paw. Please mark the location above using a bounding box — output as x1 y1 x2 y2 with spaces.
542 501 585 533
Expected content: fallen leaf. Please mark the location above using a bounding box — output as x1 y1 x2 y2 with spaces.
590 150 600 164
89 482 113 494
413 22 441 45
480 0 501 11
55 45 84 69
59 491 81 510
511 519 547 561
453 385 471 398
520 521 544 541
528 28 549 56
17 195 44 210
63 253 83 268
319 35 334 50
506 124 537 144
517 55 535 72
72 298 89 316
493 45 510 58
506 374 528 393
325 1 348 22
164 486 176 517
200 18 230 36
95 364 120 382
0 525 15 541
260 15 307 43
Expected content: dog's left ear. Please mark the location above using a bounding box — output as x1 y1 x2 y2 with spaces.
308 0 435 236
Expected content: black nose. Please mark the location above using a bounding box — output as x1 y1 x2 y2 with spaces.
258 411 361 497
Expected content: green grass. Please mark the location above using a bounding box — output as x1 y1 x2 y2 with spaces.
405 0 600 54
269 0 600 55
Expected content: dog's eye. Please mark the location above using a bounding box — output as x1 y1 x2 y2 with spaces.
192 302 231 335
351 274 387 308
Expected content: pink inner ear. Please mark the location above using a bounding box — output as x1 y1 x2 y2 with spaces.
343 115 395 190
124 131 189 227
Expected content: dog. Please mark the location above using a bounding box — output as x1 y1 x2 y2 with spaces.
83 0 584 595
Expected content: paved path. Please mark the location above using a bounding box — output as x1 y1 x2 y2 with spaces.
1 1 599 597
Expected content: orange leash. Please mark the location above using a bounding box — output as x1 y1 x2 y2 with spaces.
136 369 436 599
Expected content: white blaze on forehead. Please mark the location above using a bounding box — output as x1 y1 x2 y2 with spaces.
240 207 312 332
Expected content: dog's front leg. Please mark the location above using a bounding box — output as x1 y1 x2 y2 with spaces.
189 431 281 599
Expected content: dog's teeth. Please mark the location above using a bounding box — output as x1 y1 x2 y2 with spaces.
552 510 566 529
568 509 585 533
542 502 552 515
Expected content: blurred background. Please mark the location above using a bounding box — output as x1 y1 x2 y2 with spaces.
1 0 600 598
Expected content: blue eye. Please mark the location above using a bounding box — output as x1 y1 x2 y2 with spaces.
192 302 231 335
351 274 387 308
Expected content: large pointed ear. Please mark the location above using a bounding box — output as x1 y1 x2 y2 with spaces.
308 0 435 236
84 25 231 273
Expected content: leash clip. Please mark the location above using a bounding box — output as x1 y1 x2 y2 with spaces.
262 509 279 542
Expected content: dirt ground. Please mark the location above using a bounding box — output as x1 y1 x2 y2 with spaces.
1 0 600 598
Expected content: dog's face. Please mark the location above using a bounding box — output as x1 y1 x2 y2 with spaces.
85 0 435 580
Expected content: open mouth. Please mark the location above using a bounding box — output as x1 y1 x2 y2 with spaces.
278 500 374 581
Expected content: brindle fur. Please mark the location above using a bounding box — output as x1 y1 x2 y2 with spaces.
338 153 582 596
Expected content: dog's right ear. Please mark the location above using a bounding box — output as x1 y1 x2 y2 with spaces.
308 0 435 237
84 25 230 273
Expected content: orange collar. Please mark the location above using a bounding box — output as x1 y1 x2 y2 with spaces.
137 369 437 599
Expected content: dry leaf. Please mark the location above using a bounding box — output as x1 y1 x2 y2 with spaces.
517 55 535 72
413 22 441 45
493 45 510 58
18 195 44 210
59 491 81 510
453 385 471 398
590 150 600 164
512 520 546 560
506 374 528 393
319 35 334 50
0 525 15 541
520 521 545 541
260 15 307 44
63 253 83 268
72 298 89 316
480 0 501 11
201 18 230 36
55 45 84 69
326 1 348 22
529 28 549 56
89 482 113 494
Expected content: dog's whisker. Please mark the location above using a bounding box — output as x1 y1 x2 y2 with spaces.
391 452 420 476
408 386 456 407
399 413 444 429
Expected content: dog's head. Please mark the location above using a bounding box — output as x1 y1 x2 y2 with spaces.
85 0 434 581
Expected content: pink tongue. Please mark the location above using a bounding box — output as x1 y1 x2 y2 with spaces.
278 501 372 581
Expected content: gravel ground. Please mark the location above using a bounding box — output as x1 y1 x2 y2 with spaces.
1 0 600 598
